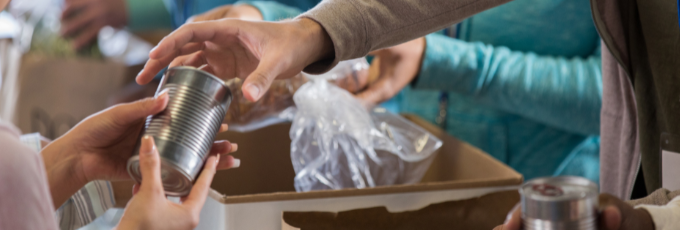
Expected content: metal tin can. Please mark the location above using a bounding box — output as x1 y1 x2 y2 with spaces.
127 67 232 196
520 176 598 230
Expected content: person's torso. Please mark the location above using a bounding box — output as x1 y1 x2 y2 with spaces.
390 0 601 180
595 0 680 193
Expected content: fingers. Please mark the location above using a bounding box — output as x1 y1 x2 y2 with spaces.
218 124 229 133
71 21 105 49
181 154 220 212
355 74 399 106
138 136 164 195
216 154 240 170
500 203 522 230
242 56 285 101
597 193 654 230
137 21 230 84
601 205 622 230
209 140 239 170
108 90 169 126
61 5 101 36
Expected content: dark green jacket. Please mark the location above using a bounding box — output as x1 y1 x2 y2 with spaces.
593 0 680 199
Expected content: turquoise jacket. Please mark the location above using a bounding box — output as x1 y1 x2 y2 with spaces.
130 0 602 183
124 0 315 31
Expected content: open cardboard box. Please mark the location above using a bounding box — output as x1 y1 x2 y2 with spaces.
197 115 523 230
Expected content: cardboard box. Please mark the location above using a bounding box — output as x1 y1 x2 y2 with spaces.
0 51 128 139
197 115 523 230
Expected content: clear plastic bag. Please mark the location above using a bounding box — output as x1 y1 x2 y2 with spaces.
290 79 443 192
225 58 369 132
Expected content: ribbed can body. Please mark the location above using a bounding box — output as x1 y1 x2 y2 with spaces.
127 67 231 196
520 176 598 230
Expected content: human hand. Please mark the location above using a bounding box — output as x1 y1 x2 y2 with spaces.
336 37 425 107
42 92 238 208
492 194 654 230
136 18 334 102
115 136 220 230
60 0 128 49
187 4 264 22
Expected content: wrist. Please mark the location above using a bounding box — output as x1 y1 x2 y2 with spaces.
295 17 335 68
41 137 89 208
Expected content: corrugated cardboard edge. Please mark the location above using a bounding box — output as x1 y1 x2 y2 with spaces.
214 177 522 204
282 216 301 230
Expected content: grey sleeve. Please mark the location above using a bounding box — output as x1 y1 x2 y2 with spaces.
298 0 512 73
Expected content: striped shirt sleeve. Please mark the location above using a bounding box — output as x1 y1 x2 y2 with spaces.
19 133 116 230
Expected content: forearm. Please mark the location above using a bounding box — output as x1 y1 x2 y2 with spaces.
415 34 602 135
41 139 88 209
299 0 511 73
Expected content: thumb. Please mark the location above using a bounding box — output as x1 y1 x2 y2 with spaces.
109 89 169 125
138 135 164 195
242 59 281 102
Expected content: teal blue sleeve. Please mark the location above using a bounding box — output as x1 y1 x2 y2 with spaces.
125 0 172 31
234 1 303 21
416 33 602 136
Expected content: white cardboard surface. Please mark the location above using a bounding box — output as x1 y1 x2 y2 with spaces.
195 185 517 230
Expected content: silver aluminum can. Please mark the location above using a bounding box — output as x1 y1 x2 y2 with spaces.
520 176 598 230
127 67 232 196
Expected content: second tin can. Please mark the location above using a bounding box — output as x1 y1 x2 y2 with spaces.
520 176 598 230
127 67 232 196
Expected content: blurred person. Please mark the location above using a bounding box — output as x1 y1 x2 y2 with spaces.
135 0 680 228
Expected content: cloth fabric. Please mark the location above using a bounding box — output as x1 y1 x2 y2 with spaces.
125 0 173 31
299 0 512 73
0 120 58 230
634 189 680 230
18 132 116 230
591 0 680 197
54 181 116 230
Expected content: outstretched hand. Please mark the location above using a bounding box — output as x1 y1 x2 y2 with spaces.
136 18 334 102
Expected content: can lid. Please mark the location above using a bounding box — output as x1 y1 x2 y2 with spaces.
520 176 597 201
520 176 598 221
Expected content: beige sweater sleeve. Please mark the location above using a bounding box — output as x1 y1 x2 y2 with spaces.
298 0 512 73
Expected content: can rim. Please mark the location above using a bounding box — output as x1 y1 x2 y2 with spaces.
168 66 228 88
519 176 598 201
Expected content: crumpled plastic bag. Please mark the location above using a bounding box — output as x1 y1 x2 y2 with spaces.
290 79 443 191
224 58 369 132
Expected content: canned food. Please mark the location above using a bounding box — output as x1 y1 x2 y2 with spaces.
520 176 598 230
127 67 232 196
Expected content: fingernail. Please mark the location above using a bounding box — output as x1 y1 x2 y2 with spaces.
156 89 169 99
244 84 260 99
215 154 221 164
232 158 241 168
230 143 238 152
141 135 155 155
